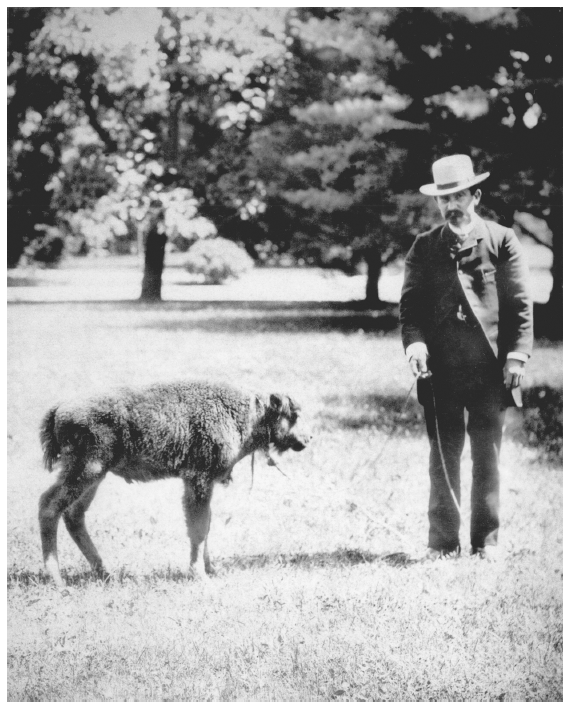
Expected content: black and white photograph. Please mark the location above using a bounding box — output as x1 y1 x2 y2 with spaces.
7 6 562 701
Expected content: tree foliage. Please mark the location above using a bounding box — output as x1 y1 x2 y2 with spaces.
385 7 562 334
8 7 289 297
8 8 65 266
247 7 561 313
247 8 440 303
7 7 561 328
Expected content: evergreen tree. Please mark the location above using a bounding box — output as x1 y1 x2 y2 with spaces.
249 7 561 318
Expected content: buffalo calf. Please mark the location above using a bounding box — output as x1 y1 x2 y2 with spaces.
39 381 310 586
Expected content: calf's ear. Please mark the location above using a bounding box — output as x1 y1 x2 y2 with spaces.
270 393 296 417
270 393 283 411
271 392 294 414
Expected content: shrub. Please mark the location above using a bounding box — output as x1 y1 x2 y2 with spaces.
521 386 563 462
22 227 65 266
185 237 254 285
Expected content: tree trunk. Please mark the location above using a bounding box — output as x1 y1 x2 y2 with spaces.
364 249 382 306
166 97 182 164
537 205 562 339
140 213 166 302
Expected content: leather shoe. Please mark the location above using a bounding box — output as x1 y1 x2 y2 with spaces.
424 547 460 561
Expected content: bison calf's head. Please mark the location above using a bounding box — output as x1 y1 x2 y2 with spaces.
265 393 311 456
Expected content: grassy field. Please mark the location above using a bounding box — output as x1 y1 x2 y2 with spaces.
7 275 562 700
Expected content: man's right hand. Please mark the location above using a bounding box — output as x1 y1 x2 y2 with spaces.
406 342 429 378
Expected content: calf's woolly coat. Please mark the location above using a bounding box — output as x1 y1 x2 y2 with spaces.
38 381 308 587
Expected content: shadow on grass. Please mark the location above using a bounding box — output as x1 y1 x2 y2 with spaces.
324 387 563 465
139 312 400 335
321 391 425 433
7 275 45 287
133 300 399 335
218 548 417 572
8 299 400 335
8 549 418 588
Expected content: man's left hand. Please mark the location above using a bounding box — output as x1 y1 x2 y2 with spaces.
503 358 526 390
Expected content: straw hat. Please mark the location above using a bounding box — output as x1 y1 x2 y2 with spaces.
419 155 490 196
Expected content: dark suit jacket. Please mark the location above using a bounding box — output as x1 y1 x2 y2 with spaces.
400 217 533 404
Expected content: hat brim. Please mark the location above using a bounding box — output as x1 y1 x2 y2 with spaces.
419 172 490 196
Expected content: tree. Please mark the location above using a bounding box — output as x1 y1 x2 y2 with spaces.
476 8 562 338
244 9 438 304
379 7 562 335
8 7 66 266
247 7 561 319
11 7 289 299
243 8 515 303
9 8 561 329
131 7 289 299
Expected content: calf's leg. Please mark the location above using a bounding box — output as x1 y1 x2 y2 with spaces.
39 476 94 587
183 478 214 579
63 478 107 579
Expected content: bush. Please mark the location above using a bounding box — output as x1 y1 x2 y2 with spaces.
22 227 65 266
185 237 254 285
521 386 563 462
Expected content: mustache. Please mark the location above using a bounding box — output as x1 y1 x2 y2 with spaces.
445 209 464 219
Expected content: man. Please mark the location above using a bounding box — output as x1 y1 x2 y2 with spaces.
400 155 533 560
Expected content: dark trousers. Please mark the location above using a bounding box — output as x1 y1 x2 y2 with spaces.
420 321 506 552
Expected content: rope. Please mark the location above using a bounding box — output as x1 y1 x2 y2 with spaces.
244 376 462 546
250 451 255 492
246 379 421 550
364 380 416 472
428 377 463 521
277 458 418 549
347 373 463 533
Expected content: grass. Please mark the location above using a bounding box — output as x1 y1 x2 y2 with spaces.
7 288 563 701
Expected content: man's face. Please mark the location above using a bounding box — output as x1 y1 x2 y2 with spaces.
436 188 481 229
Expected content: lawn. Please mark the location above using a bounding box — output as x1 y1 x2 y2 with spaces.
7 266 562 701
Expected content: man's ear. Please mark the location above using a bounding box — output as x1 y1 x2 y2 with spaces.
473 188 482 205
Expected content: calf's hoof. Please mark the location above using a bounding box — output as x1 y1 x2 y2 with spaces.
45 571 67 589
94 567 111 583
188 564 210 582
205 562 217 577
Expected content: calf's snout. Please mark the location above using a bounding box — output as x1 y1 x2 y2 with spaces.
290 429 312 451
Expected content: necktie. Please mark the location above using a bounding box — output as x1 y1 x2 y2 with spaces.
449 235 466 258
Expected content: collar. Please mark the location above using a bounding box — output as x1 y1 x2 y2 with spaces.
448 212 484 239
442 217 484 259
447 214 484 247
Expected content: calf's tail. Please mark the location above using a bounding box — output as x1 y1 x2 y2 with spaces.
40 406 60 471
